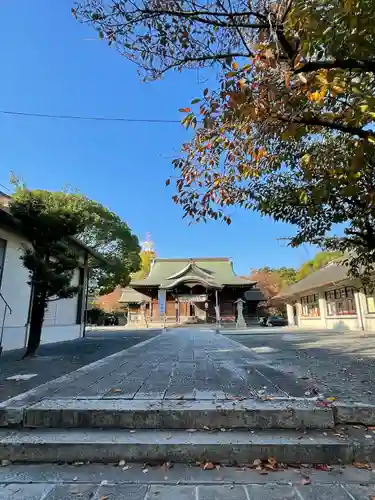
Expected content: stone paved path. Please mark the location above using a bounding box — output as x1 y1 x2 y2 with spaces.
0 330 160 403
0 464 375 499
1 329 313 411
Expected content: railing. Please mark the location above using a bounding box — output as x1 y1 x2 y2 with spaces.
0 292 12 354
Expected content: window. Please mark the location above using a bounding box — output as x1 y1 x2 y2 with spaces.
301 294 320 317
325 287 356 316
0 239 6 288
365 287 375 314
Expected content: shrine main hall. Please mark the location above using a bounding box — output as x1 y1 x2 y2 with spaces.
119 258 265 326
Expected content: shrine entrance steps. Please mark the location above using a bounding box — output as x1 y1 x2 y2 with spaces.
0 328 374 465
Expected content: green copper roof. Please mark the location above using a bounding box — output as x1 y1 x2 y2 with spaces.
131 258 255 288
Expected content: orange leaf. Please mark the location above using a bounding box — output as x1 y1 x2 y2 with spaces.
179 107 191 113
353 461 372 470
232 61 239 71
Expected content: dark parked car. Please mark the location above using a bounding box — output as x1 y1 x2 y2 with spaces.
266 315 288 327
258 317 268 327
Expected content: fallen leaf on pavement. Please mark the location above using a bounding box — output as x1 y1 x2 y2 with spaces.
202 462 215 470
268 457 278 467
353 461 372 470
101 497 109 500
111 388 122 393
326 397 336 402
300 477 312 485
314 464 330 471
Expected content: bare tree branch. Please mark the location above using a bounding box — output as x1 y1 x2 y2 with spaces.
279 115 375 139
295 58 375 74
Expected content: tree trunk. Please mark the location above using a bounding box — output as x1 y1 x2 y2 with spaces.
23 286 47 358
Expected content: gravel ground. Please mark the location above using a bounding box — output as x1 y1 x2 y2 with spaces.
228 329 375 404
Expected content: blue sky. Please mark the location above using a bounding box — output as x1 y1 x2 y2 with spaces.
0 1 317 276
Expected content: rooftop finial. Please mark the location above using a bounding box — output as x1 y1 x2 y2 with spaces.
141 233 155 253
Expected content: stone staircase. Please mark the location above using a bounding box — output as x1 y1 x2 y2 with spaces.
1 397 375 465
1 328 375 466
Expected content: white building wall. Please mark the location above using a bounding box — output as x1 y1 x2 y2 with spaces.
0 228 85 352
325 316 360 331
288 283 371 332
299 317 325 329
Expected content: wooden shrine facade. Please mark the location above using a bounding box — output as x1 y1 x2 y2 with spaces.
120 258 265 326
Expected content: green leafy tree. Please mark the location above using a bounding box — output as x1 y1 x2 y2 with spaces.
77 200 141 295
74 0 375 279
131 248 156 280
250 252 341 298
295 251 342 281
10 186 140 357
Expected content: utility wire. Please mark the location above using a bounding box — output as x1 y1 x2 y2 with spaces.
0 109 183 124
0 183 11 193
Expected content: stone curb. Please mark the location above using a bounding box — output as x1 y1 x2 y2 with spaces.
3 400 375 429
0 428 356 464
21 399 335 430
333 402 375 426
1 463 375 486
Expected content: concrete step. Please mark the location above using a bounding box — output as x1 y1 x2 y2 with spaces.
0 428 363 465
21 399 335 430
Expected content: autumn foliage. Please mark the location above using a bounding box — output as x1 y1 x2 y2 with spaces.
75 0 375 277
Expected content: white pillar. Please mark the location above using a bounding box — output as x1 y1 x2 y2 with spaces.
354 289 366 331
286 303 295 326
318 292 327 328
215 290 221 329
295 301 302 326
